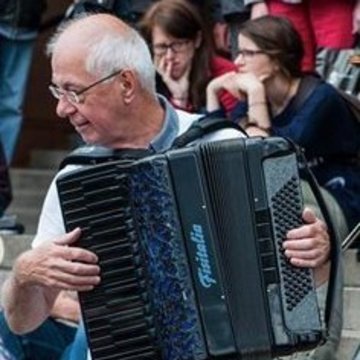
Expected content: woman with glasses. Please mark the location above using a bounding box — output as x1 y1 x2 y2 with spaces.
139 0 238 114
206 15 360 236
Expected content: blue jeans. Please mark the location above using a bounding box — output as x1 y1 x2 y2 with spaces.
60 321 88 360
0 311 77 360
0 35 35 163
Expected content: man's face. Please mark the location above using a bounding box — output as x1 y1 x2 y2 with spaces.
51 47 126 148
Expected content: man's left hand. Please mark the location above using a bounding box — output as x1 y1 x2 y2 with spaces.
282 207 330 269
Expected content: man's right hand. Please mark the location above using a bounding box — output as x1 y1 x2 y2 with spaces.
13 228 101 292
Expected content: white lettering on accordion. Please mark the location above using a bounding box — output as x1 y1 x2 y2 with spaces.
191 224 217 288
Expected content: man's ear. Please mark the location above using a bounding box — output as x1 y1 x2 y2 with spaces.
118 69 136 104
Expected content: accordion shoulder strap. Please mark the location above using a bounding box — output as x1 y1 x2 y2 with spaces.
171 115 248 149
58 145 151 169
298 150 342 333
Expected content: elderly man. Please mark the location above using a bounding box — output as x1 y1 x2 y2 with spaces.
1 13 330 360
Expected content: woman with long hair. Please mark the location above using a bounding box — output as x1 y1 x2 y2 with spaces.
206 15 360 233
140 0 238 114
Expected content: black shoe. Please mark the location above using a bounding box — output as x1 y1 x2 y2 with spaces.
0 214 25 235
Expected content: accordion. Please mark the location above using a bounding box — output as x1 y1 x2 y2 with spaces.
57 137 325 360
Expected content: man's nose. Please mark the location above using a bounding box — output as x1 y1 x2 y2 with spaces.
56 97 77 119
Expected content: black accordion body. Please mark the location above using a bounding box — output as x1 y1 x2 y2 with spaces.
57 137 325 360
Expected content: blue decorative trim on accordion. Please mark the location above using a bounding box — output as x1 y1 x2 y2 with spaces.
130 157 207 360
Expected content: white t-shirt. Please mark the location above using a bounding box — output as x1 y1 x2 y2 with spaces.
32 104 245 360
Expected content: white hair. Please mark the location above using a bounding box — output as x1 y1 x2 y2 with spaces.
86 28 156 94
46 14 156 95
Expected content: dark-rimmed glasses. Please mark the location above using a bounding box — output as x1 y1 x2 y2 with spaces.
152 40 190 56
49 69 123 104
237 49 267 58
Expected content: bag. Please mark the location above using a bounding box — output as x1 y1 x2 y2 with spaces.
317 46 360 96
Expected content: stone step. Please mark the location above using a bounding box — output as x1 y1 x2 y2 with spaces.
4 208 40 234
8 189 46 210
343 287 360 332
344 249 360 287
9 168 56 190
0 235 33 269
338 330 360 360
30 149 70 169
7 168 56 233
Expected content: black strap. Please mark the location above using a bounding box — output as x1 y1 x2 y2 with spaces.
297 149 341 332
289 75 322 114
59 146 151 170
337 89 360 121
171 115 248 149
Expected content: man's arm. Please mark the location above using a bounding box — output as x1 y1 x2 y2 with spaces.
2 265 59 334
50 290 81 324
1 228 100 334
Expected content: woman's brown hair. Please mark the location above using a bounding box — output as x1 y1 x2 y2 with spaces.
139 0 214 110
239 15 304 78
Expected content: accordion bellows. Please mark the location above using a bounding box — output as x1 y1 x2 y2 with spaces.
57 137 325 360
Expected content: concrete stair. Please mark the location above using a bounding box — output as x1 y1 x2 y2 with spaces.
338 249 360 359
6 167 57 234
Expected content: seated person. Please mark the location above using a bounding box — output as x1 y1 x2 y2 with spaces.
139 0 239 114
206 15 360 234
1 13 332 360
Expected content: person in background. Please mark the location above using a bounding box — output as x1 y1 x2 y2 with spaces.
206 14 359 237
210 0 251 59
139 0 239 115
1 13 331 360
244 0 359 72
0 0 47 164
207 16 355 360
64 0 156 29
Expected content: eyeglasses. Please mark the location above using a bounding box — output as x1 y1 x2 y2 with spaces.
152 40 190 56
49 69 123 104
237 49 267 58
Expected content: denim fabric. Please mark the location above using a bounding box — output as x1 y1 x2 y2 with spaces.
60 321 87 360
0 312 77 360
0 34 35 163
0 334 14 360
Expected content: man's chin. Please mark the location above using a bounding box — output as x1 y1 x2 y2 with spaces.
78 132 98 146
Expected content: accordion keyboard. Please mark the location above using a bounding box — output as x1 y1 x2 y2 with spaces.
57 163 160 360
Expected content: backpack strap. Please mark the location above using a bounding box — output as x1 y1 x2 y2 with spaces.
171 115 248 149
58 145 151 170
289 74 322 114
337 89 360 121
